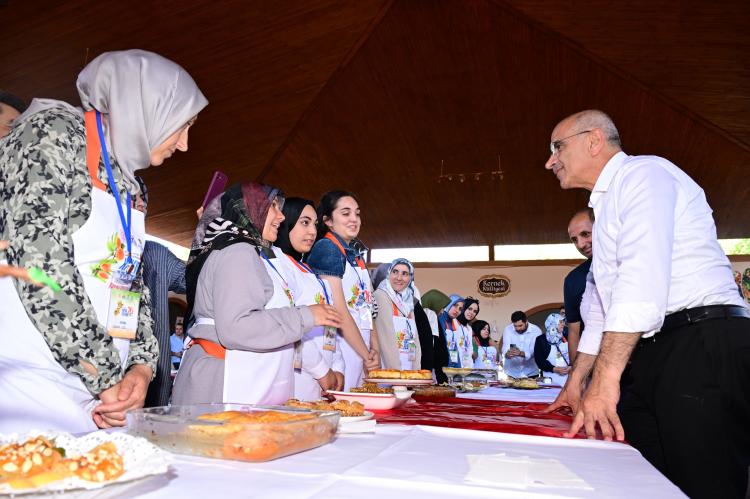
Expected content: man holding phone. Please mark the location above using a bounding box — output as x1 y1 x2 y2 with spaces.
501 311 543 378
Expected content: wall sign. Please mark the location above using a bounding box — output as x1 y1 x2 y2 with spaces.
477 274 511 298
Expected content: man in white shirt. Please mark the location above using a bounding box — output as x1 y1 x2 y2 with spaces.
543 110 750 498
501 311 543 378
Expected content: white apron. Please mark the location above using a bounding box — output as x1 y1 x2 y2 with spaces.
543 340 570 386
391 302 417 371
325 234 372 390
0 110 145 433
223 247 296 405
474 344 498 370
454 319 473 369
278 253 340 401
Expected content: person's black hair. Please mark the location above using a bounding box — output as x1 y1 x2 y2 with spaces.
457 296 480 326
316 190 360 241
558 305 565 313
571 207 595 225
277 197 315 262
471 320 491 347
511 311 527 323
0 91 27 114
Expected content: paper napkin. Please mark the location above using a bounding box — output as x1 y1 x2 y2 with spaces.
465 454 593 490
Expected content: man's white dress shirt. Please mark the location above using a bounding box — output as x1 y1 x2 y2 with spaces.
578 152 745 355
501 323 543 377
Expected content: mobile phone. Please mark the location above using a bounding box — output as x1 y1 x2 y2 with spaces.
202 171 228 208
509 344 517 349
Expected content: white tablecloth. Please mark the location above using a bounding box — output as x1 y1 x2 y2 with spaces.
458 386 562 403
118 424 685 498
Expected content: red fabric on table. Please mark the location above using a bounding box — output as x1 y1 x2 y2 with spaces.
373 397 586 439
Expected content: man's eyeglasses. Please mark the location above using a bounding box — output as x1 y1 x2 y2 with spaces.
550 130 591 157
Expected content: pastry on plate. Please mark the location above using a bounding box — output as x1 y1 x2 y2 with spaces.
332 400 365 417
513 378 539 389
0 436 61 479
400 370 433 380
367 369 401 379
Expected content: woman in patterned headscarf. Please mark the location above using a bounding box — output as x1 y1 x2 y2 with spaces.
173 182 342 406
0 50 207 434
533 313 570 386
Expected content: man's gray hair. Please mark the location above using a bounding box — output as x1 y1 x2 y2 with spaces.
564 110 622 150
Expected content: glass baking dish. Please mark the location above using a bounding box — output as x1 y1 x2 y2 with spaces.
126 403 339 462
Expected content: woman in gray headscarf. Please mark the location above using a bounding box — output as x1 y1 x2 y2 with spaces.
0 50 207 434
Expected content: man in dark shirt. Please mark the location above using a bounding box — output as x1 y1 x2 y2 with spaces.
562 208 593 364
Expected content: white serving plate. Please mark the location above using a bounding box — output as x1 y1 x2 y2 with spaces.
338 411 374 423
0 430 171 496
327 390 413 410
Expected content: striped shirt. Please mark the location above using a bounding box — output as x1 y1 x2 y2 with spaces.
142 241 186 407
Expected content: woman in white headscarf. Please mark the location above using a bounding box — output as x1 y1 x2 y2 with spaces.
533 313 571 386
373 258 423 370
0 50 208 433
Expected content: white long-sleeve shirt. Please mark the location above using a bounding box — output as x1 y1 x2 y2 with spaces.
578 152 745 355
501 323 542 377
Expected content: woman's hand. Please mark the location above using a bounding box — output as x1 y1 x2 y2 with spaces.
553 366 571 375
93 364 153 427
334 371 345 391
93 382 122 428
365 349 380 370
317 369 338 396
309 304 343 328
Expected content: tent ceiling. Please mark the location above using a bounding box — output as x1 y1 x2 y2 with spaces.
2 0 748 248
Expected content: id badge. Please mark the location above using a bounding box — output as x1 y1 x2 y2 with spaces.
408 341 416 361
462 354 473 369
323 326 337 352
293 340 302 369
106 277 141 339
359 305 373 330
449 349 459 363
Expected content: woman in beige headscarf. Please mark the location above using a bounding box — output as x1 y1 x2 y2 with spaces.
0 50 207 433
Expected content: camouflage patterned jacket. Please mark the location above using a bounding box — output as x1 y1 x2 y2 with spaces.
0 108 157 394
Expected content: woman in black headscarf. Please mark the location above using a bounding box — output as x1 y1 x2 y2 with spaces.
173 182 342 406
457 296 479 361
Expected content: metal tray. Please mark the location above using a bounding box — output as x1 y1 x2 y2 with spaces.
126 403 339 463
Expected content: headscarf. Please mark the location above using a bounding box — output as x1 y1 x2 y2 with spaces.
276 197 315 262
545 313 565 345
421 290 450 315
134 175 149 216
471 320 491 347
457 296 480 326
15 50 208 194
376 258 416 318
184 181 284 323
438 294 464 330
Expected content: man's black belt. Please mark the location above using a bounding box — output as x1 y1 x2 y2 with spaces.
661 304 750 333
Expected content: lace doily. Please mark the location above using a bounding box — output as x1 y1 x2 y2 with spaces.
0 430 172 495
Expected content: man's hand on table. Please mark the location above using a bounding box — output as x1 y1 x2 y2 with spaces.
93 364 153 428
543 352 596 417
561 332 638 441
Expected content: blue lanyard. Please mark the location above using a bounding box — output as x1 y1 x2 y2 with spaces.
95 111 132 265
298 260 330 305
260 252 295 306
